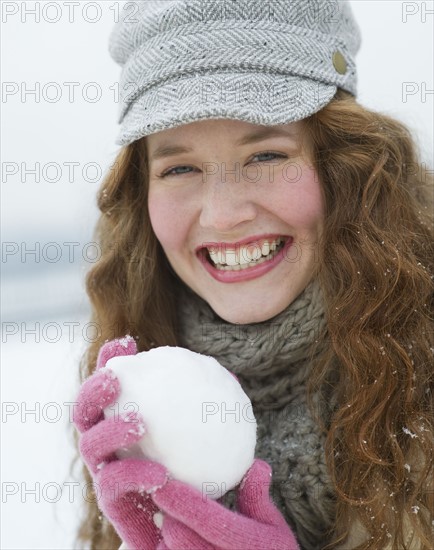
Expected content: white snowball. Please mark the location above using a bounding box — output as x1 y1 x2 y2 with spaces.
102 346 257 499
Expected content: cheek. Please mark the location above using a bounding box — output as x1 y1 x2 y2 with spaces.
148 189 189 253
274 166 324 230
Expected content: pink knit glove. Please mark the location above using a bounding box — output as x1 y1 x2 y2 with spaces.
74 337 299 550
73 337 168 549
151 459 300 550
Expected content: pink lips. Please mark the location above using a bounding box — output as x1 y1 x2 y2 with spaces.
197 235 294 283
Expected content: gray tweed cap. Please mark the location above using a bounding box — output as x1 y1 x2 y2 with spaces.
109 0 361 146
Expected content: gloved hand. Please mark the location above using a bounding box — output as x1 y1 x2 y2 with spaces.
74 337 300 550
73 336 168 549
150 458 300 550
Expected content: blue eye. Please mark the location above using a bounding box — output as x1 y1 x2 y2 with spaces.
157 152 286 178
251 152 286 162
159 165 196 178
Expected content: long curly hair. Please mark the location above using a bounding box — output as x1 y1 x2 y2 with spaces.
76 90 433 549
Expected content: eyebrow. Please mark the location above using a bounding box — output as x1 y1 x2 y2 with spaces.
149 127 297 161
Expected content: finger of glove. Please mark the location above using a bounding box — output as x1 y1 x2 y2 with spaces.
161 515 217 550
236 459 288 529
152 479 295 550
73 370 120 433
97 458 169 502
96 336 137 370
97 459 168 550
101 490 161 550
79 413 145 475
103 493 161 550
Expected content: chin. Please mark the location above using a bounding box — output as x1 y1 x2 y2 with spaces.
210 300 287 325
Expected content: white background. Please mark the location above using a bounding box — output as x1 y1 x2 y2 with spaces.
1 1 433 548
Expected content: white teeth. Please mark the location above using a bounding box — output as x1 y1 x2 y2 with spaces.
206 237 285 269
208 249 219 264
245 246 262 262
224 250 238 266
261 242 270 256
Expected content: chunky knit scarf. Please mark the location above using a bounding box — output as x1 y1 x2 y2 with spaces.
176 277 337 550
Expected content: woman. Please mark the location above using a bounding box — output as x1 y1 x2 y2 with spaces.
73 1 433 548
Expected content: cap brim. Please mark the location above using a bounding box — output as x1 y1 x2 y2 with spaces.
116 71 337 146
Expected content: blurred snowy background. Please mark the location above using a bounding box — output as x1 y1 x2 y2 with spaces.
1 1 433 548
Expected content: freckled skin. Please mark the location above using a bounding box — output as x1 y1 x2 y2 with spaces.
147 119 325 324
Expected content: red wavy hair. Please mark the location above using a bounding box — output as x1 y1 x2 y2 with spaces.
75 90 433 549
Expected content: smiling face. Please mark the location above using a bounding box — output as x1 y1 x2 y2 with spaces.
146 119 325 324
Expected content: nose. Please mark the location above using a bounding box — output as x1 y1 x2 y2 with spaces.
199 179 257 233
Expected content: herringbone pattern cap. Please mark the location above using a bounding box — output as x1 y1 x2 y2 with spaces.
109 0 361 145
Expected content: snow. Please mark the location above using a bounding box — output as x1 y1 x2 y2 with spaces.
153 512 164 529
402 427 418 439
1 316 87 549
102 346 257 499
2 1 432 546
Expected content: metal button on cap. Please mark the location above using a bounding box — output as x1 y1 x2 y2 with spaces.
332 51 347 75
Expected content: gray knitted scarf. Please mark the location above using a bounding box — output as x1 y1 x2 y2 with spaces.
175 277 337 550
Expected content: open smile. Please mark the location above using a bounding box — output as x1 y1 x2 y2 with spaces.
196 235 294 283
